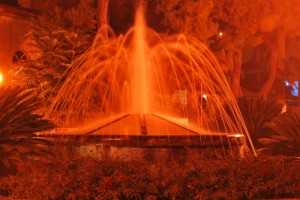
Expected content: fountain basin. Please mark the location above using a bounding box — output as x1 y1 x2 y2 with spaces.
36 114 246 149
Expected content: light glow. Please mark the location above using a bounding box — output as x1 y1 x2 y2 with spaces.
0 73 3 84
228 134 244 138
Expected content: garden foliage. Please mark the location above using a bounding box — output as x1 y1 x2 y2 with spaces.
236 97 283 147
9 0 97 104
261 113 300 156
0 86 54 170
0 148 299 199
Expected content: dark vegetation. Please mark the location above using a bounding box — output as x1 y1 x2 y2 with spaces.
0 148 299 199
0 86 54 176
235 97 300 156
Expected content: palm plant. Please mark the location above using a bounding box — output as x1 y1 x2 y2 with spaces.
227 97 283 147
261 113 300 156
0 86 55 169
239 97 283 137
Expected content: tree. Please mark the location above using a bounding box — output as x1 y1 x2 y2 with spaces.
155 0 218 45
155 0 267 98
253 0 284 97
0 0 18 6
241 0 300 97
97 0 109 29
277 0 300 79
211 0 269 98
153 0 300 99
9 0 97 107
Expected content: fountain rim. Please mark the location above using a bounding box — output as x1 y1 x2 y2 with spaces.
35 113 246 148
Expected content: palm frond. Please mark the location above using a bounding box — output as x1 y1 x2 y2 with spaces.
0 86 55 169
223 97 283 147
263 113 300 156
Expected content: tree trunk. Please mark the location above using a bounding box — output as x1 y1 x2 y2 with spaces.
276 26 285 71
231 49 242 98
97 0 109 37
259 44 278 97
259 28 284 97
97 0 109 27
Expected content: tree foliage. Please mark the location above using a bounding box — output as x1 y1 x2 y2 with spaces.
214 0 300 97
213 0 263 47
155 0 218 45
153 0 300 98
9 0 97 105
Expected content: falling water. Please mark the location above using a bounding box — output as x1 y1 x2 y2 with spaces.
44 6 257 157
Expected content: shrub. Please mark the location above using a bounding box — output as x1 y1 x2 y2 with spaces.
0 147 299 199
0 86 55 175
236 97 283 147
260 113 300 156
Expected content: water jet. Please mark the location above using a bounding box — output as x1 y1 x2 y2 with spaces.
38 6 256 157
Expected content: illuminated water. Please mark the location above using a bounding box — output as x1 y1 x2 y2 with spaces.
45 7 256 157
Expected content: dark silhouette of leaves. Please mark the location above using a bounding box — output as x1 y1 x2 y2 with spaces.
0 86 55 170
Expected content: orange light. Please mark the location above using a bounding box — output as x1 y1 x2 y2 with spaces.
219 32 223 37
0 73 3 84
228 134 244 138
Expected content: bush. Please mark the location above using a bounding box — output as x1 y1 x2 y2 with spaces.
260 113 300 156
0 86 55 175
236 97 283 147
0 147 299 199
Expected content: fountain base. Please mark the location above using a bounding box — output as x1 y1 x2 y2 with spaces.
36 114 246 149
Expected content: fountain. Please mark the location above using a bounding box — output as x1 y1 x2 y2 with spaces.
40 6 256 157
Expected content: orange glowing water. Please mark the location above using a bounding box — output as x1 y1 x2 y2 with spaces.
132 7 149 113
45 7 256 156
